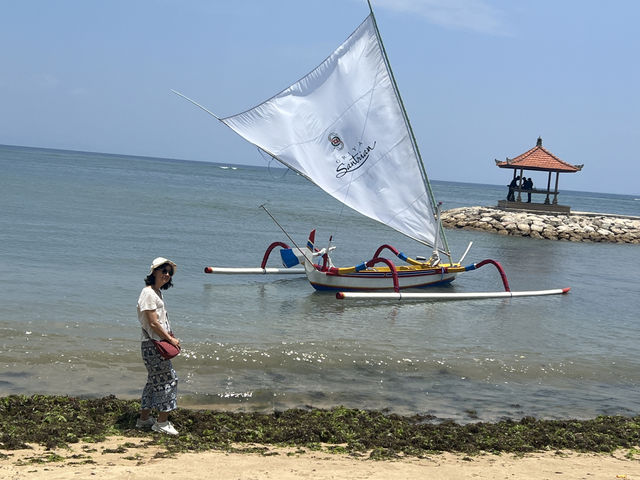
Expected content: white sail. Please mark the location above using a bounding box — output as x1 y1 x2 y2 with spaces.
221 15 439 247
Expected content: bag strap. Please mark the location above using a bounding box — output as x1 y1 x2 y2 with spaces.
141 327 152 340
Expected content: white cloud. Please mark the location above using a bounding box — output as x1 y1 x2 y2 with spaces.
373 0 509 35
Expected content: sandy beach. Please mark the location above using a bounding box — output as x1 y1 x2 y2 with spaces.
2 436 639 480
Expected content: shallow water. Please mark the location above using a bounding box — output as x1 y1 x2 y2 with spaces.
1 144 639 422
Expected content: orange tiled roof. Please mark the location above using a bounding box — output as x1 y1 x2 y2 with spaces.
495 138 583 173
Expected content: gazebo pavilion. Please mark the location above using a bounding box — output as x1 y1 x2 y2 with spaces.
495 137 583 213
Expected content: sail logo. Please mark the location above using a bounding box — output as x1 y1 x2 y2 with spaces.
335 141 377 178
328 133 344 150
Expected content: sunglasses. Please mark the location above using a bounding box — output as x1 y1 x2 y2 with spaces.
159 267 174 276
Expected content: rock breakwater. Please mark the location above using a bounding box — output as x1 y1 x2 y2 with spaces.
442 206 640 244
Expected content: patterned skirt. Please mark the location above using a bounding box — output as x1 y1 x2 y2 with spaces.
140 340 178 412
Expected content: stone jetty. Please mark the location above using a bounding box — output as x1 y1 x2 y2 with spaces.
441 206 640 244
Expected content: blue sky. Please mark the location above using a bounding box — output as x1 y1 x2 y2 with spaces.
2 0 638 195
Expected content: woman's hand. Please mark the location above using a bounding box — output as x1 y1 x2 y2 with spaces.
169 336 181 348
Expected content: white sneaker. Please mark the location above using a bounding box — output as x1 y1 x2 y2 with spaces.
152 421 179 436
135 416 156 429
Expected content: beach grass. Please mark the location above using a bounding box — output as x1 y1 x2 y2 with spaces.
1 395 639 459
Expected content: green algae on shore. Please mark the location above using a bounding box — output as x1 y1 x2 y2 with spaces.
1 395 639 459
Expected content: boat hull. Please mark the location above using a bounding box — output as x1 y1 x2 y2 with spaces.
305 266 458 291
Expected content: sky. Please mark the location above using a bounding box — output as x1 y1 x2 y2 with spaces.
1 0 639 196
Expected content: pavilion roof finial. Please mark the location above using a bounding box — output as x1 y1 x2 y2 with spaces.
536 136 543 147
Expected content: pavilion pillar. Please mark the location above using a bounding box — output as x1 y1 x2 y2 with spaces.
545 172 552 205
517 168 524 202
553 172 560 204
509 170 517 203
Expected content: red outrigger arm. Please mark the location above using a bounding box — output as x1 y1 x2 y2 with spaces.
260 242 291 269
464 259 511 292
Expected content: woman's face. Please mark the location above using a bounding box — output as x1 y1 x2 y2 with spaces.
153 264 174 287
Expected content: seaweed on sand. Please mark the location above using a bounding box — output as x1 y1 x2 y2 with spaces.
1 395 639 459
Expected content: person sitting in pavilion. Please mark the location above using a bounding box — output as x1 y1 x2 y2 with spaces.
523 177 534 203
507 176 520 201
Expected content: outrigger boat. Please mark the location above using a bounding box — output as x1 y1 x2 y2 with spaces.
178 2 570 300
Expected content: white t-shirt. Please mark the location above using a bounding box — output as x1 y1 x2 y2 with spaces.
137 286 172 341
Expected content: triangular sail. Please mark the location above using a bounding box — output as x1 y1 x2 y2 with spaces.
221 15 439 248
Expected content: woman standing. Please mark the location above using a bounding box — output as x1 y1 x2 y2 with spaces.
136 257 181 435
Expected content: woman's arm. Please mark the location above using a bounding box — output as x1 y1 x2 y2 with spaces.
144 310 180 347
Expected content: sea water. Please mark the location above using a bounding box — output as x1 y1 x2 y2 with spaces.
1 144 639 422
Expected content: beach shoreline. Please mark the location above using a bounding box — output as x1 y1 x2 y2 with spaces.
2 436 640 480
2 394 640 479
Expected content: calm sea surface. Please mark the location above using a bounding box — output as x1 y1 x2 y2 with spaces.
1 144 639 422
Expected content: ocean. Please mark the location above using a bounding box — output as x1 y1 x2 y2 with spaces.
1 144 639 423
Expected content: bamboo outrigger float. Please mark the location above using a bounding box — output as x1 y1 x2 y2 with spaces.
336 288 571 300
